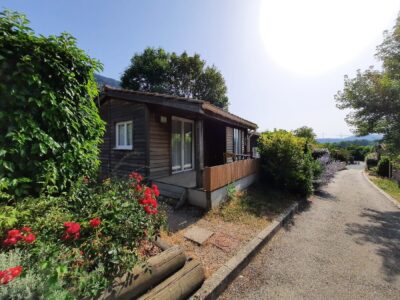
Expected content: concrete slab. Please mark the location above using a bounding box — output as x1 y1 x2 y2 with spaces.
184 226 214 245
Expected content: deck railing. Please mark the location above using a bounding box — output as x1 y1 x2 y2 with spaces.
202 158 260 192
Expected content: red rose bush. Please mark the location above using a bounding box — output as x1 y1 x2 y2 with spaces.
0 171 166 298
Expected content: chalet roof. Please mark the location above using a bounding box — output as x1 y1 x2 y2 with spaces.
100 85 257 130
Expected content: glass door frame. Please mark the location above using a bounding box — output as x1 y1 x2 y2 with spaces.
171 116 195 174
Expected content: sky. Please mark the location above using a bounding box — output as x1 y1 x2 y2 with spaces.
2 0 400 137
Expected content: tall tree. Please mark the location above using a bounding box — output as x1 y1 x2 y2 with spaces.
293 126 317 143
335 15 400 157
121 48 229 109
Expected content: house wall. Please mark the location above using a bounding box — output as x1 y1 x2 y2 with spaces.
99 99 147 178
149 111 171 179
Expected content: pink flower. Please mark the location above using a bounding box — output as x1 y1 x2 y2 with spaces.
89 218 101 228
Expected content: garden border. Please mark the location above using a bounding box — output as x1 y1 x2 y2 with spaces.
189 201 299 300
362 171 400 209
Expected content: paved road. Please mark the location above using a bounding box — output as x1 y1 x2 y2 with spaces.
220 164 400 300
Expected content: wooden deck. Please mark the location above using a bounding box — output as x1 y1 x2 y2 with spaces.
153 170 197 188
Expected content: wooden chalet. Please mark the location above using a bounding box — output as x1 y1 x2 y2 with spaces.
99 86 260 209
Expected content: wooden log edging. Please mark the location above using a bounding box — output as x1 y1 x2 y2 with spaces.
139 259 205 300
98 245 186 300
189 202 299 300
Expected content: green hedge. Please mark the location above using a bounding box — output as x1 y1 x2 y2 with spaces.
258 130 317 196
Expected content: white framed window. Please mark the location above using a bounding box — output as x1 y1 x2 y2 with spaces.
171 117 194 173
233 128 242 155
115 121 133 150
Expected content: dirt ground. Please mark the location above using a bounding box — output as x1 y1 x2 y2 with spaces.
159 186 295 278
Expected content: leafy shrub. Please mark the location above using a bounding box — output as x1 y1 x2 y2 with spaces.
258 130 315 196
366 158 378 170
377 157 391 177
0 173 166 299
0 250 69 299
330 149 350 162
0 10 104 199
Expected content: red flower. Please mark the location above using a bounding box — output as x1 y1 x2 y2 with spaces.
3 237 17 247
135 184 143 192
129 172 143 183
0 266 22 285
64 222 80 234
21 227 32 233
89 218 101 228
23 233 36 244
62 222 81 241
152 184 160 197
144 205 158 215
7 229 22 240
8 266 22 278
61 233 70 241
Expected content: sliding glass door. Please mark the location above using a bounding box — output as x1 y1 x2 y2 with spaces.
171 117 194 173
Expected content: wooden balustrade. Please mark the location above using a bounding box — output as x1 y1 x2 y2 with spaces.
202 158 260 192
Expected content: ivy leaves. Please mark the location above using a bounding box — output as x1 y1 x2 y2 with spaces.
0 10 105 199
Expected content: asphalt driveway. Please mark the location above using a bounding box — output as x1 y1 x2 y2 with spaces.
220 164 400 299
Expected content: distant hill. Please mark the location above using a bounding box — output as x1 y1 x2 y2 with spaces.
317 134 383 144
94 74 121 88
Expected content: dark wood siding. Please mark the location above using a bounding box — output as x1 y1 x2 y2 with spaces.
99 98 147 178
149 112 171 179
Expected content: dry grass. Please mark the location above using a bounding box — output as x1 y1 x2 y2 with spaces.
160 184 297 278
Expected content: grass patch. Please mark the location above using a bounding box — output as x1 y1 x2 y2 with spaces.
369 174 400 203
206 183 297 228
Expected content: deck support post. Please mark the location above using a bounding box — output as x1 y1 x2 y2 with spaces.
195 119 204 188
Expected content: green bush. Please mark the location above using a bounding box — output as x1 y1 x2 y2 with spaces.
366 157 378 170
377 157 391 177
258 130 315 196
0 10 104 199
331 149 350 162
0 174 166 298
0 250 68 299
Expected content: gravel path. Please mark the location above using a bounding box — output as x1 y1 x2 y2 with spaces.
220 164 400 300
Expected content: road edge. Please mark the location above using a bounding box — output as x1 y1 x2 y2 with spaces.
362 171 400 210
189 201 300 300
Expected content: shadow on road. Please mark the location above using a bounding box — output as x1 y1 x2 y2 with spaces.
346 208 400 282
314 190 338 201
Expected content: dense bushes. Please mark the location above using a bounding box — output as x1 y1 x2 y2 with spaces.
0 11 104 199
0 173 166 298
258 130 318 196
377 156 391 177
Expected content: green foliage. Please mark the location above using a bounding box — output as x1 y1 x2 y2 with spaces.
377 156 391 177
0 250 69 299
293 126 317 143
330 148 350 162
121 47 229 109
335 15 400 156
258 130 316 196
0 177 166 299
0 10 105 199
226 183 236 201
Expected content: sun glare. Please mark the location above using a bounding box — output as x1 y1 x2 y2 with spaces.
259 0 400 75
